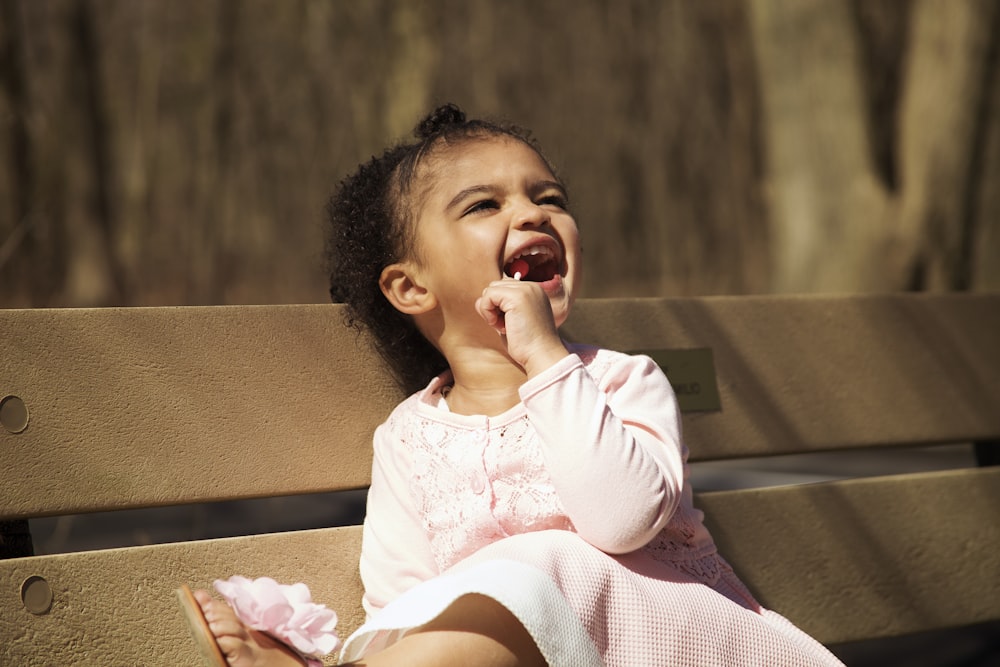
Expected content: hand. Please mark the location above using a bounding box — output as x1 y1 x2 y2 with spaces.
475 278 569 377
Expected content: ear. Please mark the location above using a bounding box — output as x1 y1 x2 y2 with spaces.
379 262 436 315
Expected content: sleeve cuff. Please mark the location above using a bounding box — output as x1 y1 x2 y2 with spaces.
518 351 585 402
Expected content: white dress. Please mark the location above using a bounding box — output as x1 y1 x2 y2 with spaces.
340 346 844 666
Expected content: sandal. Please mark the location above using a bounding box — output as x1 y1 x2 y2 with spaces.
176 584 228 667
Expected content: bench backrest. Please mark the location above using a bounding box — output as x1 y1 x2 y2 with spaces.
2 294 999 665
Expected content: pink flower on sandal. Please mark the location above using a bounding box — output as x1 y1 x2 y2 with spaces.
214 576 340 658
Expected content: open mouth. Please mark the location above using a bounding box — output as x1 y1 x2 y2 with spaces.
503 244 560 282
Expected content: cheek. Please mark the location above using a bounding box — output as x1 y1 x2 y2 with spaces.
563 226 582 271
455 228 504 268
426 236 501 296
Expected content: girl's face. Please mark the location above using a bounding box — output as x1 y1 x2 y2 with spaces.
408 136 581 331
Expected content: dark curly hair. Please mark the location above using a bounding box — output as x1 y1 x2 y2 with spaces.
325 103 555 395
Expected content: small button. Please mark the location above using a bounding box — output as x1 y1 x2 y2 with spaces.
21 576 53 615
470 473 487 495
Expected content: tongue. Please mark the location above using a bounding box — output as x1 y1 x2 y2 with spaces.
508 258 530 281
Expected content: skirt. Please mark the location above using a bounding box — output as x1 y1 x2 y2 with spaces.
340 530 844 666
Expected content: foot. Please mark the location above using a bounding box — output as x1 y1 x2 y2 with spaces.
193 589 306 667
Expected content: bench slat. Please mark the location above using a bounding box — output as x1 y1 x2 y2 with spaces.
565 293 1000 459
1 305 398 520
3 294 998 514
698 466 1000 644
3 468 997 665
0 526 365 666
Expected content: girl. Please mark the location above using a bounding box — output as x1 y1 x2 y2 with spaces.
190 104 845 666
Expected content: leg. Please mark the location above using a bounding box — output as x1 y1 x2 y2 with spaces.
190 590 544 667
345 594 546 667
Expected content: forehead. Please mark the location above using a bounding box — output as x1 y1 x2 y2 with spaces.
416 136 557 203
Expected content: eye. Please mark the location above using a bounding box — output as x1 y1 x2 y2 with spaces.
463 199 500 216
538 193 568 210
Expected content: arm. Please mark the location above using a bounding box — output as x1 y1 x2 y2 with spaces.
519 351 685 555
358 415 440 618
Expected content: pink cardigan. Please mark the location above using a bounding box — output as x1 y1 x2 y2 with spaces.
358 346 721 613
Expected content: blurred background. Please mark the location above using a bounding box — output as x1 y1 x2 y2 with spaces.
3 1 999 664
2 0 998 308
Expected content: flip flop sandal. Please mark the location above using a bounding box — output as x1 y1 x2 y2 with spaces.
176 584 228 666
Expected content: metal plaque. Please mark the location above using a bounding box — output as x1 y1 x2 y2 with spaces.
634 348 721 413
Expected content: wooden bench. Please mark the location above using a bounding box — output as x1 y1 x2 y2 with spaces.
2 294 999 665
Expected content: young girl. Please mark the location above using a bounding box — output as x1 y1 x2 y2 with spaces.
190 104 845 666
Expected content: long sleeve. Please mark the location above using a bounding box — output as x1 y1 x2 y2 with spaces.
358 410 440 618
519 350 685 554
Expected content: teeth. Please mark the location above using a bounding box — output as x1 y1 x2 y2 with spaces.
512 245 554 261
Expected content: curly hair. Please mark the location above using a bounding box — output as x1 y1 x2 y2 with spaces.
325 103 554 395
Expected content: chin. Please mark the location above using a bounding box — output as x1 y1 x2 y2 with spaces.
547 280 576 327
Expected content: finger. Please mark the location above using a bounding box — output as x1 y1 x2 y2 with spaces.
478 281 546 335
475 295 505 333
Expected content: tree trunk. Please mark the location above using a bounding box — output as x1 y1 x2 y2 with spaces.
749 0 890 293
894 0 999 290
750 0 999 293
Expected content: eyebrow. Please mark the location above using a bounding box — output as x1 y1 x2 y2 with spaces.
532 180 569 201
444 180 568 213
445 185 495 213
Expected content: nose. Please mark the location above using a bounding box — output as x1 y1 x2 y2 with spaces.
511 198 550 229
